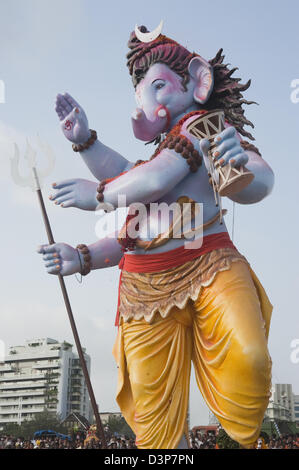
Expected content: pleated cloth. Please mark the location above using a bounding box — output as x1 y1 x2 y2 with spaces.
112 260 272 449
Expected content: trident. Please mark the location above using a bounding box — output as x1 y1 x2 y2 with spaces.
10 139 107 448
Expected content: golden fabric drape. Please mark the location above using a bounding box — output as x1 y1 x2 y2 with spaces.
112 260 272 449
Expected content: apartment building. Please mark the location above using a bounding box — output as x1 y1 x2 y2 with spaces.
0 338 91 427
265 383 296 422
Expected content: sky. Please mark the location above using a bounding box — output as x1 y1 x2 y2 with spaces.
0 0 299 427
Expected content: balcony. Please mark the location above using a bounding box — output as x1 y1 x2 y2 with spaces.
21 407 46 413
0 407 48 418
0 417 20 423
0 400 21 407
0 372 47 382
69 399 82 405
23 397 46 404
0 382 45 390
70 379 82 386
32 362 60 370
0 365 16 372
0 397 45 408
4 351 60 362
0 390 44 398
0 399 23 406
0 408 20 414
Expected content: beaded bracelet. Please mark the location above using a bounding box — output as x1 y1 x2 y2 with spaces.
76 244 92 276
149 134 202 173
165 134 202 172
72 129 97 153
96 179 107 203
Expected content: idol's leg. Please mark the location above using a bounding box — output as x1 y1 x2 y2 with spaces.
113 306 193 449
191 261 272 448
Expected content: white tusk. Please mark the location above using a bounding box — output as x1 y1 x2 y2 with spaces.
157 108 167 118
132 109 142 120
135 20 164 43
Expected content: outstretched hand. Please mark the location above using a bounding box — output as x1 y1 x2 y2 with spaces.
49 178 98 211
37 243 81 276
55 92 90 144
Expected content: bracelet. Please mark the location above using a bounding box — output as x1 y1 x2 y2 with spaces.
96 179 107 203
72 129 97 152
148 133 202 173
76 244 92 276
75 249 83 284
160 134 202 172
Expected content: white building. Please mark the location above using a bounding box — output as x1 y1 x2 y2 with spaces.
0 338 91 427
208 411 219 426
99 411 122 424
265 384 296 422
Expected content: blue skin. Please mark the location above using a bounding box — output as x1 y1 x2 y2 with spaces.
38 60 274 275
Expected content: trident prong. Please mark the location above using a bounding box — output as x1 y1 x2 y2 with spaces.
10 137 55 191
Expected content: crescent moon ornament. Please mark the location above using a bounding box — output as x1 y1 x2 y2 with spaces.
135 20 164 43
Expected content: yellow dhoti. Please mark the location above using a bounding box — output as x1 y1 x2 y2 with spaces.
113 257 272 449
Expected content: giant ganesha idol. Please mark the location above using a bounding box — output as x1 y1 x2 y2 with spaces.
38 23 274 449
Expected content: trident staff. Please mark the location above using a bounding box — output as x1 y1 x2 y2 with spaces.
11 140 107 448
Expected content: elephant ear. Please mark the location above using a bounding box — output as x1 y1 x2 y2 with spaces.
188 56 214 104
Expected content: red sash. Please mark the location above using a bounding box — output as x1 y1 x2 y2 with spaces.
115 232 235 326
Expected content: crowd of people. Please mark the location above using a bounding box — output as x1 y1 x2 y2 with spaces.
260 435 299 449
0 433 137 449
189 429 299 449
190 430 218 449
1 430 299 449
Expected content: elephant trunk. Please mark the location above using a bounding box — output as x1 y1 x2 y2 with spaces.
131 105 171 141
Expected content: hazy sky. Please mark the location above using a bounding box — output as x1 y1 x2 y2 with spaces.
1 0 299 427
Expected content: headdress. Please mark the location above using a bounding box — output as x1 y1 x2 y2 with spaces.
127 23 196 89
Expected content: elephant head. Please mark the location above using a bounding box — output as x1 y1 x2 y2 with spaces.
127 27 214 142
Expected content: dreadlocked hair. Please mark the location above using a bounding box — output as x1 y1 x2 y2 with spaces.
206 48 257 141
127 27 257 141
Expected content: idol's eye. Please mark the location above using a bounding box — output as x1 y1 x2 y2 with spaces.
152 80 165 90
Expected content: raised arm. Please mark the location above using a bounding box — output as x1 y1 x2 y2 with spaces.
55 92 133 180
78 140 133 180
